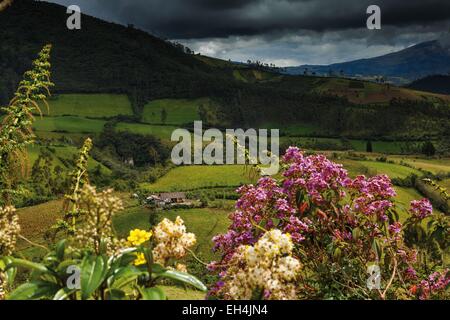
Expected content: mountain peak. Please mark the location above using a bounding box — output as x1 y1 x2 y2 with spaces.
285 39 450 85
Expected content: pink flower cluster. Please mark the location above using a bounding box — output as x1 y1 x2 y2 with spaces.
282 148 349 206
409 198 433 220
209 147 434 299
416 269 450 300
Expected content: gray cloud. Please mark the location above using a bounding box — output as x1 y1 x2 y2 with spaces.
47 0 450 66
48 0 450 38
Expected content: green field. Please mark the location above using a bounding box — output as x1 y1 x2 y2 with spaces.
333 159 420 179
360 161 421 179
388 156 450 174
41 94 133 118
140 165 256 192
33 116 106 133
142 98 208 125
113 207 230 261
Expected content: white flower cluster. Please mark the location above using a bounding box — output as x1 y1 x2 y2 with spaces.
152 216 196 269
220 229 301 300
74 185 125 255
0 206 20 256
0 271 5 300
0 205 20 301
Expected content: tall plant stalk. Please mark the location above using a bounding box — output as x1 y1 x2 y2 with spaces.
0 44 54 205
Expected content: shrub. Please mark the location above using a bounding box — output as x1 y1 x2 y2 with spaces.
209 147 449 300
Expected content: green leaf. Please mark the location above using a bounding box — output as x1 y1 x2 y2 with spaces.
80 255 109 300
7 281 59 300
150 263 166 274
371 239 383 260
139 287 167 300
53 287 76 300
106 289 126 300
1 257 16 286
109 266 143 290
55 239 67 261
56 259 80 275
8 258 48 273
155 270 207 292
352 227 361 241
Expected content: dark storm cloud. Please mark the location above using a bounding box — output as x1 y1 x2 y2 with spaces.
49 0 450 39
46 0 450 66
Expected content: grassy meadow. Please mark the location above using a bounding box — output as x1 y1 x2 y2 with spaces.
140 165 256 192
33 116 106 133
41 94 133 118
141 98 207 125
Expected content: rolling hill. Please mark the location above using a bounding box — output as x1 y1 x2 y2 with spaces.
408 75 450 95
1 0 450 142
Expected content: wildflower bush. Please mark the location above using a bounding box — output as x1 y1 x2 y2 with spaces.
209 147 449 300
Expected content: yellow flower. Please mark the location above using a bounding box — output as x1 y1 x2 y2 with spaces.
127 229 152 246
133 253 147 266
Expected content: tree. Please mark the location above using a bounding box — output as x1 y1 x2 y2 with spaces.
161 107 167 124
366 140 373 153
421 141 436 156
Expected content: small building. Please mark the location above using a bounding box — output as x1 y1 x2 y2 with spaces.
145 192 188 209
156 192 186 204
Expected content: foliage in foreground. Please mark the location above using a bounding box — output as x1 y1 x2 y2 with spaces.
209 147 449 300
0 44 53 205
1 143 206 300
0 44 205 300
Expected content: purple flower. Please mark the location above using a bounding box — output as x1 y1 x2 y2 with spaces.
409 199 433 219
388 222 402 234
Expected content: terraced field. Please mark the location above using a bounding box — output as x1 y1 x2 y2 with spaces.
336 159 421 179
33 116 106 133
140 165 256 192
360 160 422 179
388 156 450 174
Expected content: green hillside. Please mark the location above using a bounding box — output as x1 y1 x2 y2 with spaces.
33 116 106 133
1 0 449 142
141 98 207 125
41 94 133 118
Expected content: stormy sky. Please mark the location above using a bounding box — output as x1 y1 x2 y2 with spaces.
48 0 450 66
